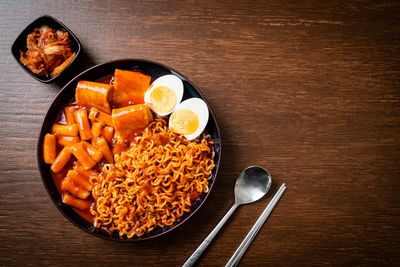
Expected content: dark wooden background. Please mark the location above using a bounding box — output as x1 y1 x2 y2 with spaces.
1 0 399 266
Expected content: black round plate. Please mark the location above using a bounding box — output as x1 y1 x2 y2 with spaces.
37 59 222 241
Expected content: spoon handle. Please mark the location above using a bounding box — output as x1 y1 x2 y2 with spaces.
225 183 286 267
183 203 239 267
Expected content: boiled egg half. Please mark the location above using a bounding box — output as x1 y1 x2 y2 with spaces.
144 74 183 117
169 98 209 140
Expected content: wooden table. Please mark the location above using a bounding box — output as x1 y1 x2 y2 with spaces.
1 0 399 265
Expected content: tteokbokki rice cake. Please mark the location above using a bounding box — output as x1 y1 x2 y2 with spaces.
41 65 219 239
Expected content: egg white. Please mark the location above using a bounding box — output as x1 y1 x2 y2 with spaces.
169 98 209 140
144 74 183 117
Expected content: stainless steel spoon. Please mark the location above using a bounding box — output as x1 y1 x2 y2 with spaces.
182 166 272 267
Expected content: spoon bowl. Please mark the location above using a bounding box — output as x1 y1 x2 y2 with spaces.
234 166 272 205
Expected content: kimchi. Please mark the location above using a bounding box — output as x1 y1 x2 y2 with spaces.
20 25 75 77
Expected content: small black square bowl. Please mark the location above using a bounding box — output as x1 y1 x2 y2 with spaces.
11 15 81 83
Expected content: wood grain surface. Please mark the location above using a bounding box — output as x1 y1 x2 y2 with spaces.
1 0 399 266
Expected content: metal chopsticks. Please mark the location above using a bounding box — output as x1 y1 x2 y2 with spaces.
225 183 287 267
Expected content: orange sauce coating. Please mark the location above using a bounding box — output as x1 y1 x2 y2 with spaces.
46 72 214 238
50 101 150 224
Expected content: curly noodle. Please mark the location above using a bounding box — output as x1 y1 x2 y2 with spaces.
90 118 215 238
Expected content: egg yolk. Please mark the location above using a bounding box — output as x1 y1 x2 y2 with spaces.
170 109 199 135
150 86 176 113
